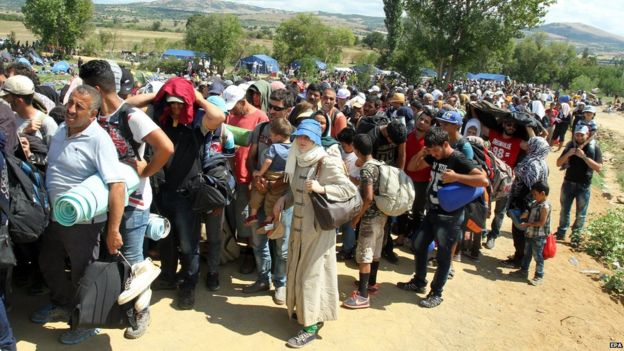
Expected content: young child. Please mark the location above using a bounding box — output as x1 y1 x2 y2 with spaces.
510 181 551 286
343 134 387 309
245 118 292 234
576 105 598 150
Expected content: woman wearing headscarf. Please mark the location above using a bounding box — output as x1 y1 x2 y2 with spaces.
273 119 357 348
503 137 550 268
552 101 571 150
312 110 342 159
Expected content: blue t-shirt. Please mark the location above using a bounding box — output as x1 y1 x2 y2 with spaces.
263 142 291 172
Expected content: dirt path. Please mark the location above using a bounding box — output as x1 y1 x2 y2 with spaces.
10 113 624 350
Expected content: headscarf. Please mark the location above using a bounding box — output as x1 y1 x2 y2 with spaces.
314 111 339 149
463 118 482 137
514 137 550 190
559 102 571 120
285 120 327 182
247 80 271 113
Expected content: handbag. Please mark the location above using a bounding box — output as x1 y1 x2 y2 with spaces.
463 199 488 234
309 158 362 231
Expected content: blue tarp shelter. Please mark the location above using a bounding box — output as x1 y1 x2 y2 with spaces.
16 57 30 66
52 61 71 73
351 64 382 75
421 68 437 78
28 49 44 65
161 49 207 60
240 54 280 74
466 73 508 81
291 59 327 71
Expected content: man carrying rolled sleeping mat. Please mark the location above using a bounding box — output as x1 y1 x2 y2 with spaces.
79 60 175 339
32 86 127 345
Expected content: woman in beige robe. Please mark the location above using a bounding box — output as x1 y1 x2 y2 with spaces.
274 119 357 348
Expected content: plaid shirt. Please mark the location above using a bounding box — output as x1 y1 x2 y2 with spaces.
526 200 551 238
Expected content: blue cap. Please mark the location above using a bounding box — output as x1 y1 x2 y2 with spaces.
207 96 228 114
209 81 224 95
436 110 463 126
291 119 322 146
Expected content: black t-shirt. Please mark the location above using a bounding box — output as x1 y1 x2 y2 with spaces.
562 142 602 185
160 116 205 191
368 126 398 166
425 150 477 214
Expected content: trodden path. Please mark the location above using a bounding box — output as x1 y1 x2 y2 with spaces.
11 112 624 351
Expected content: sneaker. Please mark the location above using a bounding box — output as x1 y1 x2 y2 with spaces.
464 251 480 262
27 280 49 296
342 291 370 309
124 308 151 339
448 267 455 279
529 276 543 286
396 278 427 294
134 288 152 312
242 280 270 294
239 252 256 275
353 281 380 295
59 328 100 345
382 250 399 264
501 258 521 268
419 294 443 308
118 259 161 305
177 289 195 310
452 253 462 262
206 272 220 291
286 329 317 348
152 277 177 291
484 237 496 249
30 304 69 324
509 269 529 279
273 286 286 305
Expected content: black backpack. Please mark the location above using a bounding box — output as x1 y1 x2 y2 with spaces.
355 112 390 134
70 260 137 330
0 153 50 244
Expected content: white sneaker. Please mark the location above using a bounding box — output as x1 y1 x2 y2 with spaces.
118 259 161 305
134 288 152 312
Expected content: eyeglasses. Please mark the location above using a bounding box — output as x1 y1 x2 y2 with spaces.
269 104 287 111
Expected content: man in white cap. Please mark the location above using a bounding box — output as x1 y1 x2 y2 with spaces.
0 75 58 146
336 88 351 114
555 125 602 248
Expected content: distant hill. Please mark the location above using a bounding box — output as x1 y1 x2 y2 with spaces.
526 22 624 55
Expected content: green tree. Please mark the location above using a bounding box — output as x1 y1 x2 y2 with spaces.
22 0 93 54
185 14 244 75
404 0 555 82
362 31 386 51
570 74 598 92
382 0 403 66
273 13 354 65
151 21 162 31
389 20 430 82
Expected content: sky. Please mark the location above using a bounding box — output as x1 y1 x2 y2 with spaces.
96 0 624 37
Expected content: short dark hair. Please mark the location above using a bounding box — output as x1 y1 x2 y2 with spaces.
14 94 34 105
353 133 373 156
307 83 321 94
386 120 407 144
6 62 39 85
79 60 116 93
322 87 335 96
270 118 292 138
336 127 356 144
424 126 449 147
410 100 423 110
270 89 295 108
531 181 550 196
365 95 381 108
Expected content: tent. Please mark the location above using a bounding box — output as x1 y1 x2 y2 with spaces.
420 68 437 78
52 61 71 74
466 73 508 82
239 54 280 74
333 67 353 73
16 57 31 66
28 49 44 65
161 49 207 60
351 64 382 75
0 50 12 62
291 59 327 71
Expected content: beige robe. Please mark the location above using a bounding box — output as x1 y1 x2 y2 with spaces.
285 156 358 327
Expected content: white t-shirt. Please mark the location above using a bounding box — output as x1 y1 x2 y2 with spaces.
16 110 58 146
343 151 361 180
98 102 159 210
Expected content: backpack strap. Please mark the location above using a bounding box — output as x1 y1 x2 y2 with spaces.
117 103 143 162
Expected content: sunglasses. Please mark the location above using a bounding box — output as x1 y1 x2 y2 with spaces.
269 104 287 111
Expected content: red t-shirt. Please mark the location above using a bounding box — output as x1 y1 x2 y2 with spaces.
489 129 523 169
227 109 269 184
405 131 431 182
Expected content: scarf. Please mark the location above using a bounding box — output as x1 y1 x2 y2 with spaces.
463 118 482 137
514 137 550 191
321 136 339 149
284 143 327 183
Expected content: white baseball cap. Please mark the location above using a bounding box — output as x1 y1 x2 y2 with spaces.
337 88 351 100
0 75 35 97
223 85 246 111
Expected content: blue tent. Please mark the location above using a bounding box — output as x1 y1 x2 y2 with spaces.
240 54 280 74
466 73 509 82
291 59 327 71
16 57 31 66
161 49 207 60
28 49 44 65
351 64 382 75
420 68 437 78
52 61 71 73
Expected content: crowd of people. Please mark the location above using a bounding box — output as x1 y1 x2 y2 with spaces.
0 58 605 349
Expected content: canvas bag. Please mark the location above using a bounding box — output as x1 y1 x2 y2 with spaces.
367 160 415 217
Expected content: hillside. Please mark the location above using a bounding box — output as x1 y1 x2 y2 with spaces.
527 22 624 54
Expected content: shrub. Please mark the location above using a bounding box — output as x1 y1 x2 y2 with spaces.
584 208 624 295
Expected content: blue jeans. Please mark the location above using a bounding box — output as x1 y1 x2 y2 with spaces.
120 206 150 266
557 180 591 239
339 222 356 253
204 210 224 273
227 183 253 239
252 207 292 287
0 294 16 351
157 189 201 290
521 236 546 278
413 210 464 297
487 196 510 239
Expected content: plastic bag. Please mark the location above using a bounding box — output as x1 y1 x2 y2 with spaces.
543 233 557 259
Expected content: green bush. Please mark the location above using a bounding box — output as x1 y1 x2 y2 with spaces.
584 208 624 295
139 57 187 74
